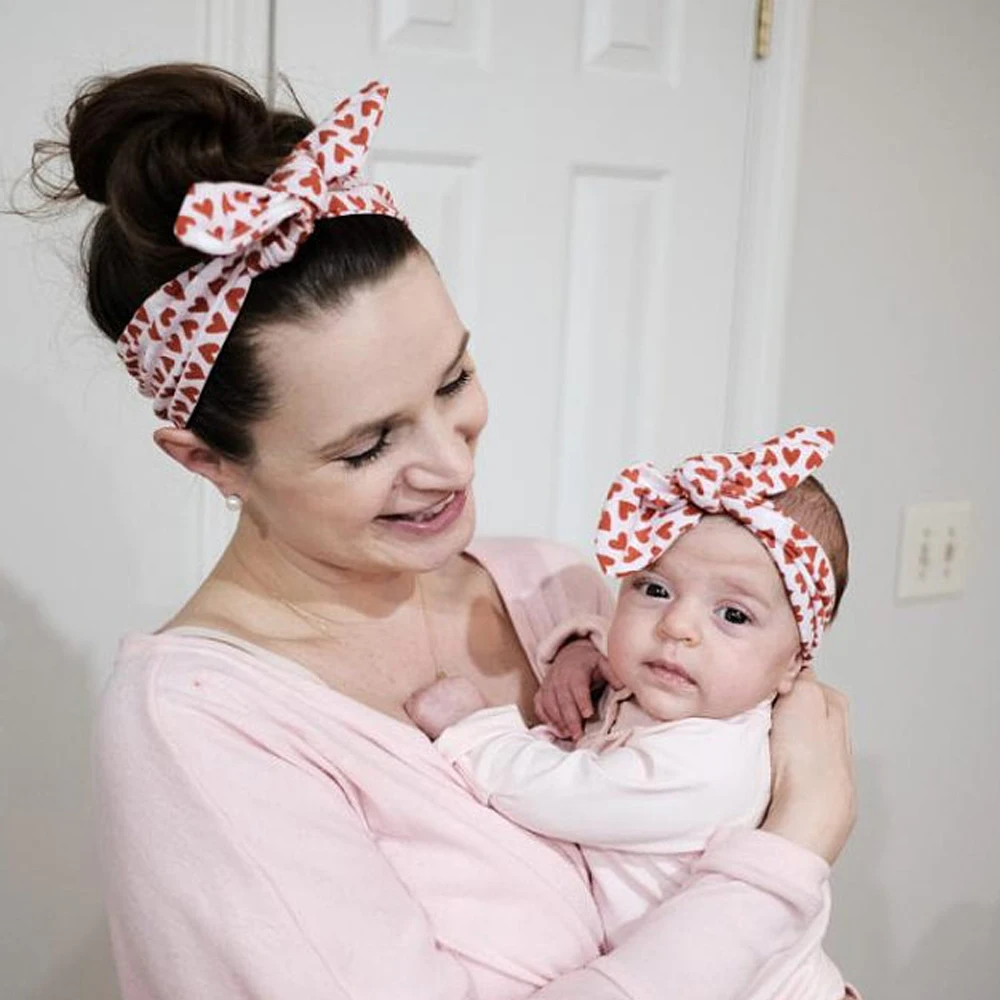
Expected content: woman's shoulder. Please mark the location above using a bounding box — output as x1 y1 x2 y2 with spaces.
108 628 319 695
97 631 323 764
468 535 597 585
468 535 614 628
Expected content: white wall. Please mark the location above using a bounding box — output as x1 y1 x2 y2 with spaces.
0 5 227 998
782 0 1000 995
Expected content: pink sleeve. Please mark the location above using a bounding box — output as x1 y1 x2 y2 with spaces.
97 662 473 1000
469 538 615 680
590 829 834 1000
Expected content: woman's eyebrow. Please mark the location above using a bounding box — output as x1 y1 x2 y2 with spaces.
444 329 471 376
313 329 471 460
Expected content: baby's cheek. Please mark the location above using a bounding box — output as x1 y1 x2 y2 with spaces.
604 613 636 684
708 659 778 716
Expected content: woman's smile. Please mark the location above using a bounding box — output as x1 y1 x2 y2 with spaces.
377 489 469 536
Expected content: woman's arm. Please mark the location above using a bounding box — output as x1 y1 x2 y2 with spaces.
98 669 476 1000
761 668 855 864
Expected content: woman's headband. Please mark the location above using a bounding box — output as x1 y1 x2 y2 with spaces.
595 426 838 659
116 80 405 427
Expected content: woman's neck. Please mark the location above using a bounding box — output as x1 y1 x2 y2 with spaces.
217 518 425 624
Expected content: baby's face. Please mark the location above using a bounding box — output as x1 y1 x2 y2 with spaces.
606 516 801 722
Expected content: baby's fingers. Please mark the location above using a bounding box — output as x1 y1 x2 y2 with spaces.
554 682 588 741
534 687 569 738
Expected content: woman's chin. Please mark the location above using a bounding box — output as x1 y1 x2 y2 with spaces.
378 489 477 571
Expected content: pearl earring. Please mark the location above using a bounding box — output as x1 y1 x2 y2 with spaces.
224 494 243 513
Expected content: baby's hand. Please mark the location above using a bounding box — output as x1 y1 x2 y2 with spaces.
405 676 488 740
534 638 613 741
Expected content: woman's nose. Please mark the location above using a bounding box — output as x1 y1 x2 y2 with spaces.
403 412 476 491
655 602 701 647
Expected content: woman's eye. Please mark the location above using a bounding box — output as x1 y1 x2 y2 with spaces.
720 606 751 626
437 368 472 397
342 431 391 469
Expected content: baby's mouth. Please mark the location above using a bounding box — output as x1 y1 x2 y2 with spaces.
644 659 697 687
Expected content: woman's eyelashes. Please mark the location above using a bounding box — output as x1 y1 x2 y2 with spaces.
437 367 472 397
340 368 474 469
342 429 391 469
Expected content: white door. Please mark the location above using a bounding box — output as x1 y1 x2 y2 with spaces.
270 0 761 554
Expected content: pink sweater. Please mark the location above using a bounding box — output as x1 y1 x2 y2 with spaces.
96 538 836 1000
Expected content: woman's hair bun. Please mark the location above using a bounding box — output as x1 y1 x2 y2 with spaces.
58 63 312 252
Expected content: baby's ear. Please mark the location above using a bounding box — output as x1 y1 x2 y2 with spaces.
775 652 804 696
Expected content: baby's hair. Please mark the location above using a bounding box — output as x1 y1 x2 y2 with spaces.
772 477 849 621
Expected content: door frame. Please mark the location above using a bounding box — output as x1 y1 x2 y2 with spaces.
724 0 815 446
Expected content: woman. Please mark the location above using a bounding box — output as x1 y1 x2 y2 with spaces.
39 64 855 999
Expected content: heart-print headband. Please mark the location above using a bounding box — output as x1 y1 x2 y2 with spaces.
595 426 837 659
117 80 405 427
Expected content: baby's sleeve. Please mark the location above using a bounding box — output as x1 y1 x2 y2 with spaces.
436 707 770 853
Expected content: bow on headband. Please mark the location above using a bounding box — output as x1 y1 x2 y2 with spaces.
595 426 837 659
117 80 405 427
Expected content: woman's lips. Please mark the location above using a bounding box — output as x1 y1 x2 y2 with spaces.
644 659 697 688
378 490 468 536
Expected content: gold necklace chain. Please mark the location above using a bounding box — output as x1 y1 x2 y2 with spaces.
231 545 447 681
416 574 450 681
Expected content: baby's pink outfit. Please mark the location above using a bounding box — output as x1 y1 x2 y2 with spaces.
96 538 845 1000
436 687 845 999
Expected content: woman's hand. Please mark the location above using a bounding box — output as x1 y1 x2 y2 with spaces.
405 677 487 740
533 638 615 740
762 668 856 864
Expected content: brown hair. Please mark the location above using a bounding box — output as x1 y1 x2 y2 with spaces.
31 63 423 460
773 477 850 620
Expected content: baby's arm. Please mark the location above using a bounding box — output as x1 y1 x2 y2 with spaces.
432 707 770 854
407 615 614 740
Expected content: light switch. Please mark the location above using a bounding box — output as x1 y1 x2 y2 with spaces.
896 501 972 600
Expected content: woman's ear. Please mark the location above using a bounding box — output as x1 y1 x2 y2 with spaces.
775 652 804 697
153 427 246 499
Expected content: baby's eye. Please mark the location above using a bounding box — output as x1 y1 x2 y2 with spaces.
719 606 752 626
635 579 671 600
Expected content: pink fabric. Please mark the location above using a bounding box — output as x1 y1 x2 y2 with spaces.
96 537 838 1000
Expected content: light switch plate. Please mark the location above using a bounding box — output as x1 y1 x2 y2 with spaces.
896 501 972 600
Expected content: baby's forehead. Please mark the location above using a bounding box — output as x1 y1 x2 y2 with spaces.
645 517 786 590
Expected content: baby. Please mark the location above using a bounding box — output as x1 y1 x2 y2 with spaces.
407 426 850 1000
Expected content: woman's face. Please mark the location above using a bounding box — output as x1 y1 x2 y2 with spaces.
237 251 488 578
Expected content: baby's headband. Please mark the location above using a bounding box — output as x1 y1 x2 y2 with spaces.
117 80 405 427
595 426 837 659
